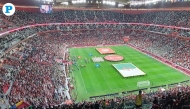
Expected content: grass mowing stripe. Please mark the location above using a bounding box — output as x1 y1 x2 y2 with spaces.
72 49 88 94
96 67 113 90
84 48 110 93
84 47 113 91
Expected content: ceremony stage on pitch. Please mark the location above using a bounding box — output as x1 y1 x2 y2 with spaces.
112 63 146 77
96 48 115 54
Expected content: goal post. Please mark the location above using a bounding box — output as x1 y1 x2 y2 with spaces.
137 80 151 88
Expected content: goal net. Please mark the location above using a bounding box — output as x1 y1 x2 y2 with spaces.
137 80 151 88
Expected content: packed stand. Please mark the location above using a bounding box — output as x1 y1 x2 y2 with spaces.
26 84 190 109
0 25 60 57
1 32 68 106
1 10 190 29
0 8 16 32
128 31 190 70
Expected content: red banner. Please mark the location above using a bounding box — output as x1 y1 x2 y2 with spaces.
123 37 129 42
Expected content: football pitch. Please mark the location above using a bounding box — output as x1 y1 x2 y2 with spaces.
69 45 190 101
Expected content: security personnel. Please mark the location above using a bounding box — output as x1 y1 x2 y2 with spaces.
135 90 142 108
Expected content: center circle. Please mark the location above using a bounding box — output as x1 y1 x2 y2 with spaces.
104 55 124 62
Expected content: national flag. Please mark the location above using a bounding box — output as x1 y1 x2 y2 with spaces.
112 63 146 77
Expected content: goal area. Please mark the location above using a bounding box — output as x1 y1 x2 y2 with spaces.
137 80 151 88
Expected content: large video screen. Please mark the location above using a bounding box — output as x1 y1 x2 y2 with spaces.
40 5 53 13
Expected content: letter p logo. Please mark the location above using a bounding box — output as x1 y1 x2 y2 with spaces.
2 3 15 16
5 6 13 13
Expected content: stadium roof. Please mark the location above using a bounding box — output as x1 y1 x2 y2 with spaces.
0 0 129 6
0 0 39 6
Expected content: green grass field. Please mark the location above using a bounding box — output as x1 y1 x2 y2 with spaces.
69 45 190 101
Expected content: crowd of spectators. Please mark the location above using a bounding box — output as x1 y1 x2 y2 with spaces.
1 32 68 107
1 10 190 28
28 84 190 109
0 26 59 57
1 9 190 108
39 30 125 47
0 9 16 32
128 31 190 70
0 24 130 57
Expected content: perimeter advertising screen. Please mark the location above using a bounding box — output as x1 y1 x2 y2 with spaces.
40 5 53 13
